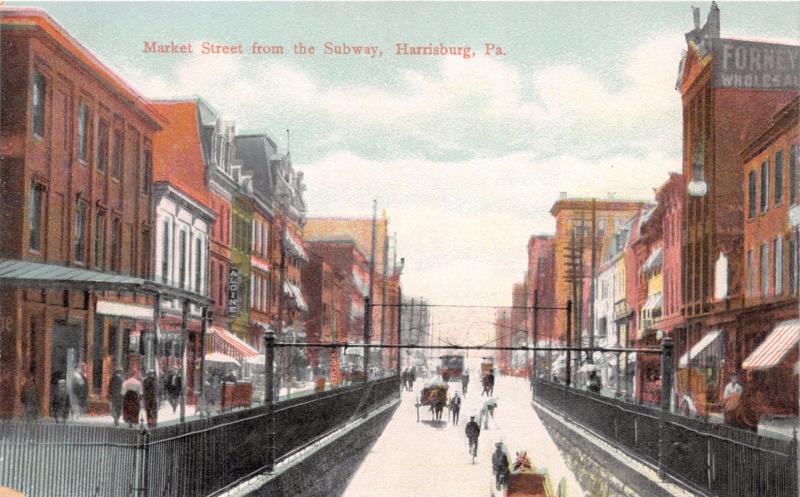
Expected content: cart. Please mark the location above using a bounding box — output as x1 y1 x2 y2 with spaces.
417 381 448 422
490 452 567 497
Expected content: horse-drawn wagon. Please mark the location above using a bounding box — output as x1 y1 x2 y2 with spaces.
417 381 448 422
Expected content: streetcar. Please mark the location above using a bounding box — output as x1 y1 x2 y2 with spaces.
439 354 465 381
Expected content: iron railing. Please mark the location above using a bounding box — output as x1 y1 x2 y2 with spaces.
0 375 399 497
533 379 798 497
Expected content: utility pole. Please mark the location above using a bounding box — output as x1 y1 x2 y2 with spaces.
363 296 371 382
275 223 287 398
565 300 572 388
380 227 389 371
396 286 403 376
589 199 597 363
367 200 377 372
532 289 539 380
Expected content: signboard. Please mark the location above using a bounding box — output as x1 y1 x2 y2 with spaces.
713 39 800 90
228 267 240 316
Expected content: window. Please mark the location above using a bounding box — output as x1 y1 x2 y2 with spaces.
179 230 187 289
161 220 170 283
760 243 769 296
97 119 109 171
760 161 769 213
747 249 754 297
262 223 269 257
253 219 258 255
141 150 152 194
74 199 87 263
78 103 90 162
94 211 105 269
28 182 44 251
775 237 783 295
218 264 225 308
791 235 798 294
112 130 124 179
32 72 46 138
748 171 757 218
141 229 150 278
775 150 784 205
195 237 202 293
111 218 121 272
249 274 254 309
254 274 261 311
791 144 798 205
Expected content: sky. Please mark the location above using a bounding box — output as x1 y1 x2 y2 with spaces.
15 1 800 344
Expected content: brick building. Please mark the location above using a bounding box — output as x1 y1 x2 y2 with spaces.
675 4 799 416
0 9 209 418
739 97 799 417
527 235 555 377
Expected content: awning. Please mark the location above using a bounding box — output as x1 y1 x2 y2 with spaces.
283 231 308 262
283 281 308 313
642 293 663 314
0 259 211 305
205 352 240 367
96 300 155 321
742 320 800 370
678 329 724 368
209 326 259 361
352 269 369 297
641 247 663 273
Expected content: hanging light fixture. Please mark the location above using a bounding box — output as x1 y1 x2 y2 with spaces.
687 140 708 197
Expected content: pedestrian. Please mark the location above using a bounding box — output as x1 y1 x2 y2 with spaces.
492 442 511 491
722 373 743 426
143 370 158 427
461 370 469 395
588 371 602 393
108 368 124 426
69 362 89 418
51 378 70 423
21 373 40 422
167 368 182 413
449 391 462 425
121 369 143 427
464 415 481 458
480 398 498 429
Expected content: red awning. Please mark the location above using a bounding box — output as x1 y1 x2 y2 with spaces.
742 320 800 371
209 326 259 361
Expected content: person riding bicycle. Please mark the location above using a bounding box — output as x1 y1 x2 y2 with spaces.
465 416 481 457
492 442 511 491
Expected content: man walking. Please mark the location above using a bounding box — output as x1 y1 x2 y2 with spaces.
108 369 124 426
465 415 481 460
449 391 462 425
461 370 469 395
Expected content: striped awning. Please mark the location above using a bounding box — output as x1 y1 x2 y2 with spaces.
742 320 800 370
209 326 258 361
283 281 309 313
283 231 308 262
678 329 723 368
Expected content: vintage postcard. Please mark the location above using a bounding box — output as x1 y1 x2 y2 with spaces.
0 1 798 497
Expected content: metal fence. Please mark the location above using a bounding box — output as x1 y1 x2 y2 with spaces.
0 375 400 497
532 379 798 497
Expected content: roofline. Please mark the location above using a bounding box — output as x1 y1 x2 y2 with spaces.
740 96 800 163
549 198 650 217
1 7 165 130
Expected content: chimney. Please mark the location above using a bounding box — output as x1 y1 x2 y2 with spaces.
707 2 720 39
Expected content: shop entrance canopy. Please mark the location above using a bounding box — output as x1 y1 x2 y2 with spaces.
678 329 723 368
742 319 800 371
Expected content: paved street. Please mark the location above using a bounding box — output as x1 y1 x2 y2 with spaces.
343 375 582 497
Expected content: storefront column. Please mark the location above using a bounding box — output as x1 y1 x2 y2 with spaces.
180 299 189 423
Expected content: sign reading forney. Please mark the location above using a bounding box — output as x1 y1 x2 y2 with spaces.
228 267 240 316
713 39 800 90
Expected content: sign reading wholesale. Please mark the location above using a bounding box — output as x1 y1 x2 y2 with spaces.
228 267 240 316
713 39 800 90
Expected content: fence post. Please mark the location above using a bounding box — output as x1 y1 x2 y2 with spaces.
658 336 674 480
264 328 276 473
137 419 150 497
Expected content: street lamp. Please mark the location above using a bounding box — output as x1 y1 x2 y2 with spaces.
687 141 707 198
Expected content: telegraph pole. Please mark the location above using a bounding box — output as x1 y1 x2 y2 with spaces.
589 199 597 363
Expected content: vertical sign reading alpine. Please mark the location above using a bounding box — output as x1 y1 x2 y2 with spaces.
228 267 240 316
